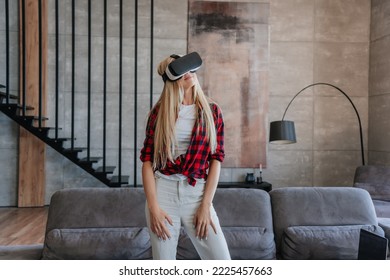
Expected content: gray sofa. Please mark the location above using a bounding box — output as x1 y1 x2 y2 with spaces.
0 187 276 260
0 186 386 260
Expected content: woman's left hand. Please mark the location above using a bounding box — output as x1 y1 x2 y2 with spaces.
193 202 217 240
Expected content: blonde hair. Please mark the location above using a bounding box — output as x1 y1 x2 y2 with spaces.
151 56 217 170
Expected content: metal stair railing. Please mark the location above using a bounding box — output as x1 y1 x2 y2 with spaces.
0 0 151 188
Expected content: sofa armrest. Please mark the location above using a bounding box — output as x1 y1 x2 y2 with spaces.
377 218 390 259
378 218 390 242
0 244 43 260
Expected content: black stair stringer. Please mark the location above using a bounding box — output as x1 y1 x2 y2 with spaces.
0 103 129 188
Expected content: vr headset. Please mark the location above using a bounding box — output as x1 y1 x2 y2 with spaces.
162 52 202 82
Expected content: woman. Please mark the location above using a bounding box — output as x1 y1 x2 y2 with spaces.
140 53 231 260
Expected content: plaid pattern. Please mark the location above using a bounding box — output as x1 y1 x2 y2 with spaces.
140 103 225 186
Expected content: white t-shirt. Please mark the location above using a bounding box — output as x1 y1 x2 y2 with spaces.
156 103 196 181
175 103 196 157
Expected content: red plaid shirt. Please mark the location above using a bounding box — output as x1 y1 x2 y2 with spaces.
140 103 225 186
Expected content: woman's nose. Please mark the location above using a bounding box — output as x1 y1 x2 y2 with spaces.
183 72 192 78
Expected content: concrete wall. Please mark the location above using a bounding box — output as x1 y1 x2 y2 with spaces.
368 0 390 164
268 0 370 188
0 0 374 206
0 0 20 206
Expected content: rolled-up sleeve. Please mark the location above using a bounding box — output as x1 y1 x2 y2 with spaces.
139 108 158 162
210 103 225 162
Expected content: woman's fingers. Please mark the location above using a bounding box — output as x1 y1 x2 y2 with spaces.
150 209 172 240
195 220 213 240
165 213 174 226
201 223 208 239
153 222 170 240
210 220 217 235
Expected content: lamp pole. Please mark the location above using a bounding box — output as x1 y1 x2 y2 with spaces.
281 82 365 166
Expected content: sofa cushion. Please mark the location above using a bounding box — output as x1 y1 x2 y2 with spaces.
281 224 384 260
42 227 151 260
177 226 276 260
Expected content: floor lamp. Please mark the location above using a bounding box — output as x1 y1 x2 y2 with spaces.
269 82 365 166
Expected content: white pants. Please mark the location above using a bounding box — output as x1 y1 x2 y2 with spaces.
145 174 231 260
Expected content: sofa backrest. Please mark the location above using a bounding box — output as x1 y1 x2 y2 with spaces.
270 187 382 259
42 187 275 260
43 188 149 259
214 188 273 228
45 188 147 232
354 165 390 201
201 188 275 259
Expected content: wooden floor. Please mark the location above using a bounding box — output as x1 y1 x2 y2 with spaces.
0 207 48 246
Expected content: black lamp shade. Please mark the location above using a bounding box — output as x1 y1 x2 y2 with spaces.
267 83 364 164
269 120 296 144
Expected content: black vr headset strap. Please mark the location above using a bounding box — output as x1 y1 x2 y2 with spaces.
162 54 181 82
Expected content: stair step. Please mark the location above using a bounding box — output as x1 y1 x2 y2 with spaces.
78 157 102 168
44 138 72 150
0 91 18 100
95 166 116 174
47 137 72 144
80 157 102 163
109 176 130 187
0 103 34 113
91 167 116 181
32 126 63 137
21 115 49 121
61 147 86 159
19 115 49 126
78 157 102 169
63 147 85 154
0 97 19 105
34 126 63 131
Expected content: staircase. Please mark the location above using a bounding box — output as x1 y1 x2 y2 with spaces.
0 84 129 188
0 0 146 192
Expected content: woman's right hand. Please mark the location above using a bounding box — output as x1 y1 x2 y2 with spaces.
148 206 173 240
142 162 173 240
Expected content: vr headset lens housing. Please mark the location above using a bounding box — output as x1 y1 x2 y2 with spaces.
162 52 202 82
